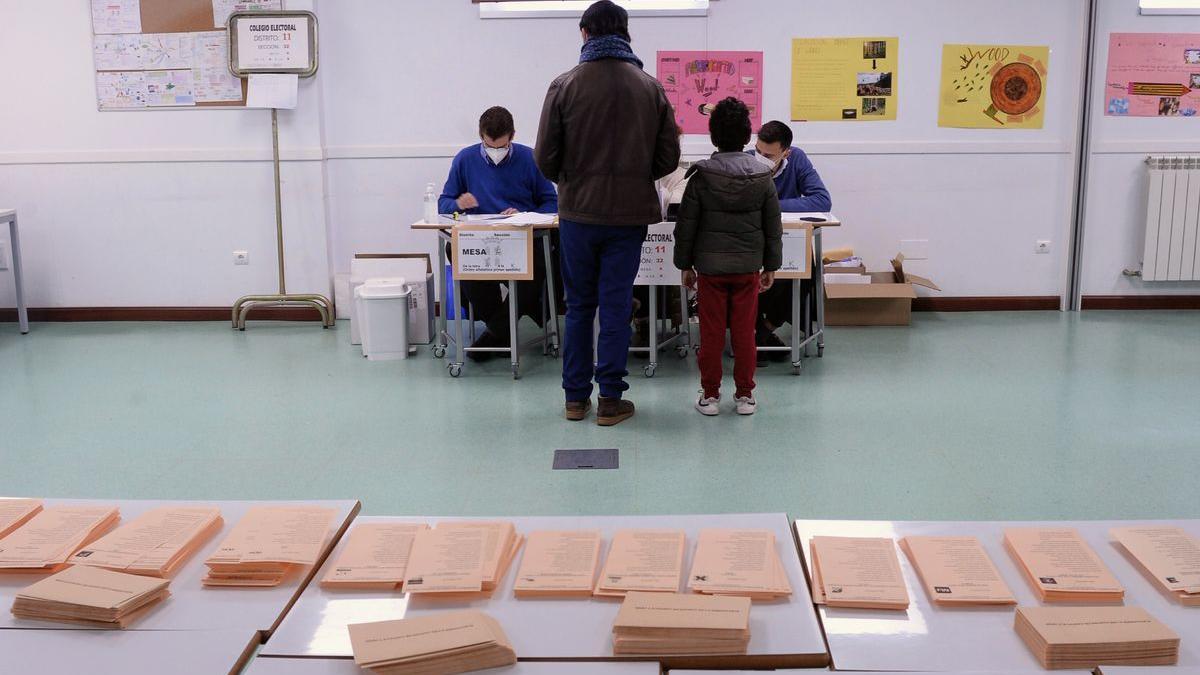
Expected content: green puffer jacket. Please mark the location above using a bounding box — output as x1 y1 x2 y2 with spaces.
673 152 783 276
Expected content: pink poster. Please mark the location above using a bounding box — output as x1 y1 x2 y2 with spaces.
1105 33 1200 117
656 51 764 134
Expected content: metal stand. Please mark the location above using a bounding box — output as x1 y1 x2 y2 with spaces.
233 109 334 330
629 284 691 378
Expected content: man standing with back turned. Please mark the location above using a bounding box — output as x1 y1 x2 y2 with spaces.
536 0 680 426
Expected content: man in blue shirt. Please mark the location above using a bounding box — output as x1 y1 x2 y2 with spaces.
439 106 559 360
749 121 832 359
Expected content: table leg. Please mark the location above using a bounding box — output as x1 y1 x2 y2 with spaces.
791 276 802 374
9 218 27 335
508 280 519 379
645 284 658 378
452 273 465 376
542 232 560 353
436 232 448 356
814 227 825 356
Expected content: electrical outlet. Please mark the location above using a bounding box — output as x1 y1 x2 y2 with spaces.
900 239 929 260
1036 240 1051 254
0 242 7 270
233 250 249 265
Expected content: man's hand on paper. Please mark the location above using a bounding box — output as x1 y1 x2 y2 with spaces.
456 193 479 210
500 207 519 215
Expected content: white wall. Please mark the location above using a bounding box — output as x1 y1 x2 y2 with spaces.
1 0 1198 308
1080 0 1200 296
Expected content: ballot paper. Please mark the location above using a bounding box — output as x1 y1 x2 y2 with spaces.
435 522 522 592
1111 526 1200 606
809 536 910 610
69 506 222 577
246 73 298 110
594 529 686 597
899 535 1016 606
612 591 751 656
687 529 792 601
1015 606 1180 669
1004 528 1125 603
513 530 601 598
0 499 43 541
403 526 486 596
202 505 337 587
12 565 169 629
463 213 557 227
349 610 516 675
321 523 428 590
0 506 120 572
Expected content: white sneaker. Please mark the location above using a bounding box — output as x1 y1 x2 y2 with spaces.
735 396 757 416
695 393 720 416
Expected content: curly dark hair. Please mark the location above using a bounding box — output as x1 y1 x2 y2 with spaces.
709 97 752 152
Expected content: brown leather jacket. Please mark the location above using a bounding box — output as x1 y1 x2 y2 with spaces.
535 59 681 226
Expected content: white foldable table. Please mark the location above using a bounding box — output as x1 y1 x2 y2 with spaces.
1100 668 1200 675
0 209 27 334
0 498 360 636
0 628 256 675
245 657 663 675
795 519 1200 672
262 513 828 669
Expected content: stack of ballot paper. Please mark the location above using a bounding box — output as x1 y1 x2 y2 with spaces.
0 505 120 573
463 212 557 226
809 536 910 610
202 505 337 587
322 522 428 590
403 521 522 598
348 610 516 675
687 529 792 600
1004 528 1125 603
513 530 601 598
899 535 1016 606
1111 526 1200 606
595 529 686 598
0 499 43 540
612 591 751 656
1015 606 1180 669
12 565 169 628
69 506 222 577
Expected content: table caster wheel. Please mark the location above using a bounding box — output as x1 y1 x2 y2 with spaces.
818 345 824 357
676 346 689 359
433 345 446 359
448 364 462 378
512 365 521 380
549 346 560 358
792 361 802 376
644 365 657 378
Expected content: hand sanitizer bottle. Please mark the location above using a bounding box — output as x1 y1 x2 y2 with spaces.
423 183 437 224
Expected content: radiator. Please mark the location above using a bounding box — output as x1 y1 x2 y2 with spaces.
1142 156 1200 281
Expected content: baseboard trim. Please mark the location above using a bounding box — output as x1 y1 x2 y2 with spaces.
1081 295 1200 310
912 296 1061 312
0 306 326 322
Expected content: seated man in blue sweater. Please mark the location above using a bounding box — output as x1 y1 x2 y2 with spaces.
438 106 559 361
750 120 832 360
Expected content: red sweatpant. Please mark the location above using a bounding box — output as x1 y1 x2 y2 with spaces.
697 273 759 399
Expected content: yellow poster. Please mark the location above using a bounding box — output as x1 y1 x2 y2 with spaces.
939 44 1049 129
791 37 898 122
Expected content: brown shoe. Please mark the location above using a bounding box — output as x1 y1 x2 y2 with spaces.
597 397 635 427
565 399 592 421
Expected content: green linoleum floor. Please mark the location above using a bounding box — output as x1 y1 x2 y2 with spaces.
0 310 1195 522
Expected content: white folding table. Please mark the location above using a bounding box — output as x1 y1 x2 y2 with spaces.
261 512 828 669
0 498 360 636
0 628 257 675
794 518 1200 672
0 209 27 334
245 657 663 675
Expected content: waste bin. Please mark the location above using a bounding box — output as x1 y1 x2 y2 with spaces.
354 278 412 361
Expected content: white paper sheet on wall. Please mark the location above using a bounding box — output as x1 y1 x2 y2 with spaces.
94 33 196 71
212 0 283 28
96 71 148 109
144 70 197 107
91 0 141 35
192 31 243 102
246 73 298 109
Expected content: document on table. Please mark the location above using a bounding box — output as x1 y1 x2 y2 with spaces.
594 529 686 597
403 526 486 594
809 536 910 610
0 499 43 540
349 611 515 673
0 506 120 570
321 523 427 589
899 535 1016 605
1004 527 1124 602
69 506 222 576
13 565 169 627
211 506 336 565
688 529 792 600
464 213 557 226
1111 526 1200 604
1015 606 1180 669
436 521 521 591
513 530 601 597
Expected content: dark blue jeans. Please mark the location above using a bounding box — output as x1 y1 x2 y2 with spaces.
559 219 648 401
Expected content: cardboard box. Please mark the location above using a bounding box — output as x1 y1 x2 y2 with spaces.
824 254 939 326
350 254 436 345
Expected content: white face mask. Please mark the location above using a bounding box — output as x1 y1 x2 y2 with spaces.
754 151 778 172
485 146 510 165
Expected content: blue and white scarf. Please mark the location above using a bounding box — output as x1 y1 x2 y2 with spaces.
579 35 644 70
